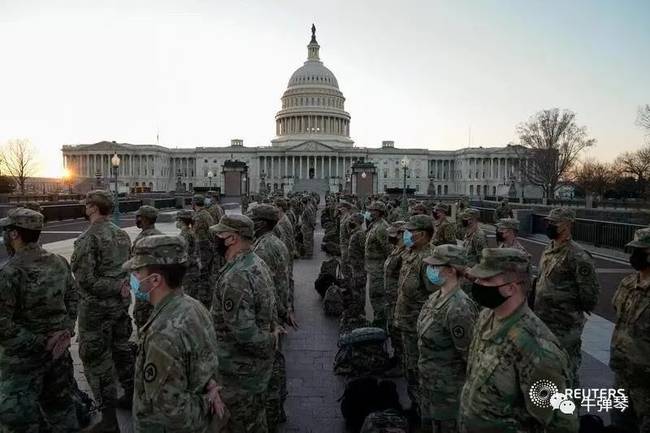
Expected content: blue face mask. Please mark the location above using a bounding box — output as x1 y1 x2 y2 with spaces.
403 230 414 248
130 273 155 302
363 211 372 221
205 198 212 206
426 265 446 286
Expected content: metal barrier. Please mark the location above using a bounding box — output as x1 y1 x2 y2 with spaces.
474 207 497 224
41 204 85 221
119 200 143 213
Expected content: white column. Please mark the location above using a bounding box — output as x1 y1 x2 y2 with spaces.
328 156 332 178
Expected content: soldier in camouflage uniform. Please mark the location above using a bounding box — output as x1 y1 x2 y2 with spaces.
534 208 599 388
394 215 436 414
0 209 79 432
455 198 469 240
384 221 406 367
210 215 280 433
192 194 217 308
430 203 456 247
364 201 392 328
417 245 478 432
300 196 316 258
247 204 292 433
71 190 134 431
345 212 368 323
133 205 163 330
495 198 514 220
176 209 201 297
410 202 428 216
273 198 297 312
496 218 529 256
459 248 578 433
460 208 488 268
241 194 250 214
610 228 650 432
207 191 226 223
124 235 225 432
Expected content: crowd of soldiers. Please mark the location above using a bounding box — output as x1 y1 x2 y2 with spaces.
320 194 647 433
0 189 649 433
0 188 318 433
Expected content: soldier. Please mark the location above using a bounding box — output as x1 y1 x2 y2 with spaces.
338 201 354 263
71 190 134 431
192 194 216 308
394 215 436 416
293 199 305 257
207 190 225 223
410 203 428 216
610 228 650 432
495 198 514 220
417 245 478 432
459 248 578 433
345 212 368 324
0 208 79 432
430 203 456 247
300 196 315 258
496 218 529 255
132 205 163 329
210 215 280 433
241 193 250 214
176 209 201 297
124 235 225 432
534 208 599 388
460 208 488 269
365 201 392 328
384 221 406 369
455 197 469 240
273 198 297 312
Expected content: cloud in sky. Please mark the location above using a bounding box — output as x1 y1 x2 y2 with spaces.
0 0 648 177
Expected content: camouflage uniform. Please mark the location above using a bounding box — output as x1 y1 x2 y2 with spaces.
207 194 225 223
610 228 650 433
0 209 79 432
461 208 488 267
534 208 599 387
496 219 529 256
360 409 408 433
417 245 477 430
133 205 163 329
300 198 315 258
495 200 514 220
431 204 457 247
346 214 368 321
459 248 578 433
125 236 221 432
394 215 436 407
177 210 201 297
455 200 468 240
71 191 134 414
193 195 217 308
273 212 296 310
384 221 405 362
241 194 250 214
210 215 277 433
365 202 391 327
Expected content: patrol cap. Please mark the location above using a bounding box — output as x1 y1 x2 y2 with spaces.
209 214 254 239
348 212 364 225
274 198 289 211
404 215 434 232
20 201 43 213
626 228 650 249
545 208 575 223
467 248 530 279
423 244 467 268
461 208 480 220
176 209 194 220
83 190 114 208
433 203 449 214
387 221 405 236
411 203 428 214
135 205 158 220
338 200 353 209
123 235 188 271
0 208 44 230
496 218 520 231
247 204 279 223
367 201 387 213
193 194 206 206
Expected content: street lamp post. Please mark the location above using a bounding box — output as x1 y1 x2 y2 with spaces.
207 170 214 190
111 153 121 224
400 157 410 211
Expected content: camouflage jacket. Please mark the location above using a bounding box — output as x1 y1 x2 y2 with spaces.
417 284 478 420
301 206 315 230
286 209 298 228
360 409 408 433
348 228 367 279
193 209 215 272
394 244 436 332
463 227 488 267
0 244 78 362
610 273 650 385
212 250 276 394
273 213 296 255
134 291 219 432
132 227 163 253
459 303 578 433
179 227 200 279
384 245 405 301
71 219 131 305
252 232 291 324
365 218 391 263
534 240 599 337
499 239 530 257
339 213 352 261
495 205 514 219
207 203 225 223
432 217 457 247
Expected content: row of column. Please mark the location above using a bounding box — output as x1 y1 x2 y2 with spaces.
276 115 349 136
463 157 526 181
259 155 363 180
170 157 195 178
429 159 454 180
64 154 159 178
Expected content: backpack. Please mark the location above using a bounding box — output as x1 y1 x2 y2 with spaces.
315 271 337 298
339 376 380 433
323 284 344 317
340 378 405 433
334 327 389 376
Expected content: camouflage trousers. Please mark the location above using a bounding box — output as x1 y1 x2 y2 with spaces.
78 302 135 409
548 323 584 389
386 285 402 362
343 272 366 321
365 261 386 328
400 328 420 407
612 374 650 433
0 352 78 433
134 299 153 329
186 273 214 310
221 389 268 433
301 227 314 257
265 350 287 433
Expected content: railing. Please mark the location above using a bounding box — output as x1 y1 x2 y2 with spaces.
474 207 497 224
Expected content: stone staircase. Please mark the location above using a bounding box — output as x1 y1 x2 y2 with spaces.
293 178 329 197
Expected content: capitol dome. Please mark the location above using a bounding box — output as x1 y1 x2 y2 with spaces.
272 25 353 148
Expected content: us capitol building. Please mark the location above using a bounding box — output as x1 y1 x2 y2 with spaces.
62 26 539 199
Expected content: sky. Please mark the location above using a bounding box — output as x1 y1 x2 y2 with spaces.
0 0 648 177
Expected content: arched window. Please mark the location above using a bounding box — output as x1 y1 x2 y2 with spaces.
470 185 474 195
437 185 441 195
444 185 448 195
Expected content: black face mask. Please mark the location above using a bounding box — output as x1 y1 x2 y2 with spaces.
388 236 398 245
546 223 559 240
630 249 650 271
433 212 440 220
214 236 229 257
461 220 469 228
136 217 143 229
495 231 505 243
472 282 511 309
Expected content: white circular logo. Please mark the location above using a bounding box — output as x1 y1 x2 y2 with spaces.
529 379 559 408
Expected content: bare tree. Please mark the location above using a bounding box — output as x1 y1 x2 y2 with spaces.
637 104 650 134
615 145 650 196
569 158 616 199
1 138 37 194
516 108 595 199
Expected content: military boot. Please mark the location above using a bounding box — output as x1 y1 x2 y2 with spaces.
85 408 119 433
